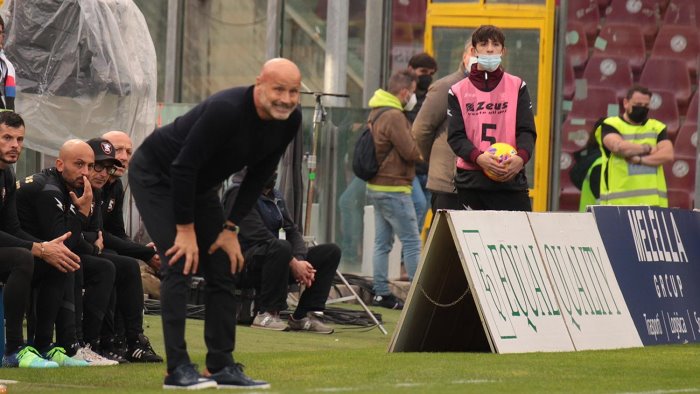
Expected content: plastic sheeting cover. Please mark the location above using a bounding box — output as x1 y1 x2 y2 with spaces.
1 0 156 155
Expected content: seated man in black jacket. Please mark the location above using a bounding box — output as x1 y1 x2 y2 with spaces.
17 139 117 366
224 172 340 334
85 138 162 363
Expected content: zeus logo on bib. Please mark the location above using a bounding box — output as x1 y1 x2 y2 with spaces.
465 101 509 113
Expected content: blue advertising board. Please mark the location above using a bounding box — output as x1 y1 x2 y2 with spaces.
591 206 700 345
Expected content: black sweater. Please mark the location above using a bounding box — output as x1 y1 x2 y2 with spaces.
137 86 301 225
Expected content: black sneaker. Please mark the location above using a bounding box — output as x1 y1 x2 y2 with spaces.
126 334 163 363
373 294 404 310
163 364 217 390
100 347 130 364
208 363 270 389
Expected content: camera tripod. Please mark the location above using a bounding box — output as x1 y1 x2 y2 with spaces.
300 91 387 335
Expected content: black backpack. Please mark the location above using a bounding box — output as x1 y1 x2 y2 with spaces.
352 107 394 181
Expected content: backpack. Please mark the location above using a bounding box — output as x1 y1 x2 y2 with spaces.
352 107 394 181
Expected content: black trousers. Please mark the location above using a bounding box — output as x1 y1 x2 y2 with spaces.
0 247 34 354
56 254 115 348
242 240 340 317
130 151 238 373
430 191 464 212
457 188 532 211
31 257 69 350
99 251 145 342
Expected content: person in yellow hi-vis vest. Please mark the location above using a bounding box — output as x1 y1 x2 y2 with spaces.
597 85 674 207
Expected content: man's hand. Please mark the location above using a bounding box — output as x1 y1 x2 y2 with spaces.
290 258 316 287
146 242 162 271
499 154 524 182
166 224 199 275
36 231 81 272
94 230 104 254
208 227 244 274
476 152 508 179
69 176 93 216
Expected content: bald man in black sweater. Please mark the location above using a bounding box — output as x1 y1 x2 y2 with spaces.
130 58 302 390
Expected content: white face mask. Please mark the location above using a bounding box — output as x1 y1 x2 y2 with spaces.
403 93 417 111
477 54 502 72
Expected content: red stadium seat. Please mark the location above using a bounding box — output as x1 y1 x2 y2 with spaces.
603 0 661 49
683 89 698 124
664 159 696 190
673 123 698 160
640 57 692 111
568 0 601 43
667 188 694 209
561 118 600 152
652 25 700 81
564 57 576 101
582 55 633 101
568 87 619 122
566 21 590 74
559 161 582 212
648 89 680 140
592 23 646 76
663 0 700 28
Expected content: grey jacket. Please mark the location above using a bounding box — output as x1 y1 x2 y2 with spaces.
412 68 466 194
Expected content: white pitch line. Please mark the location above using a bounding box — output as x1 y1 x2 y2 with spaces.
617 388 700 394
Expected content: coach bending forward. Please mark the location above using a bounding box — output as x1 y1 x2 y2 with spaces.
130 58 302 390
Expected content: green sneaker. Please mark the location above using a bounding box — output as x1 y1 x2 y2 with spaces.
2 346 59 368
44 346 89 367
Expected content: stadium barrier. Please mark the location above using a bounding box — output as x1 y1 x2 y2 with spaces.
390 207 700 353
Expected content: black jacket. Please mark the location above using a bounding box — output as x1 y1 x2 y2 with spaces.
98 179 156 261
0 167 38 249
225 184 306 260
17 167 98 255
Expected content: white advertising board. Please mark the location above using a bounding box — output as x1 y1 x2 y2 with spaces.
448 211 575 353
527 212 643 350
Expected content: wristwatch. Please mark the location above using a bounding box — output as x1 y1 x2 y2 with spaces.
222 223 240 233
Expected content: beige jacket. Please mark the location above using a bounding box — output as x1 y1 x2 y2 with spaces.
412 69 466 194
369 107 422 187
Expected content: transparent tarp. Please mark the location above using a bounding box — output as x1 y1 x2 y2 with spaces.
1 0 157 154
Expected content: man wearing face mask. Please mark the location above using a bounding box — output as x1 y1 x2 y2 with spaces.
405 53 437 243
447 24 537 211
366 69 422 310
597 85 674 206
413 38 476 215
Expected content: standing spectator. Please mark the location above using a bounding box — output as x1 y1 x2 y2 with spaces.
0 112 79 368
225 173 339 334
413 38 476 215
366 70 422 310
598 85 674 206
406 52 437 236
130 58 301 390
0 15 16 111
447 25 536 211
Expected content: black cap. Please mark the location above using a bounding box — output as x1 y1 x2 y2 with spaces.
86 138 123 167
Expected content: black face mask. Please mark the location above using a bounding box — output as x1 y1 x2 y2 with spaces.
417 74 432 91
628 105 649 123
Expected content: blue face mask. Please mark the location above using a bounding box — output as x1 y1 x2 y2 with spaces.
477 54 502 72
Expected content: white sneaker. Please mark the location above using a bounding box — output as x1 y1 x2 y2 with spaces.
251 311 287 331
73 345 119 366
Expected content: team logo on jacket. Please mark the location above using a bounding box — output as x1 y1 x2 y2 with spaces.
107 198 115 212
1 187 5 203
464 101 509 115
101 142 113 154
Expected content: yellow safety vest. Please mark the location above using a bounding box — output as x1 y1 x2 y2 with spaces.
596 116 668 207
